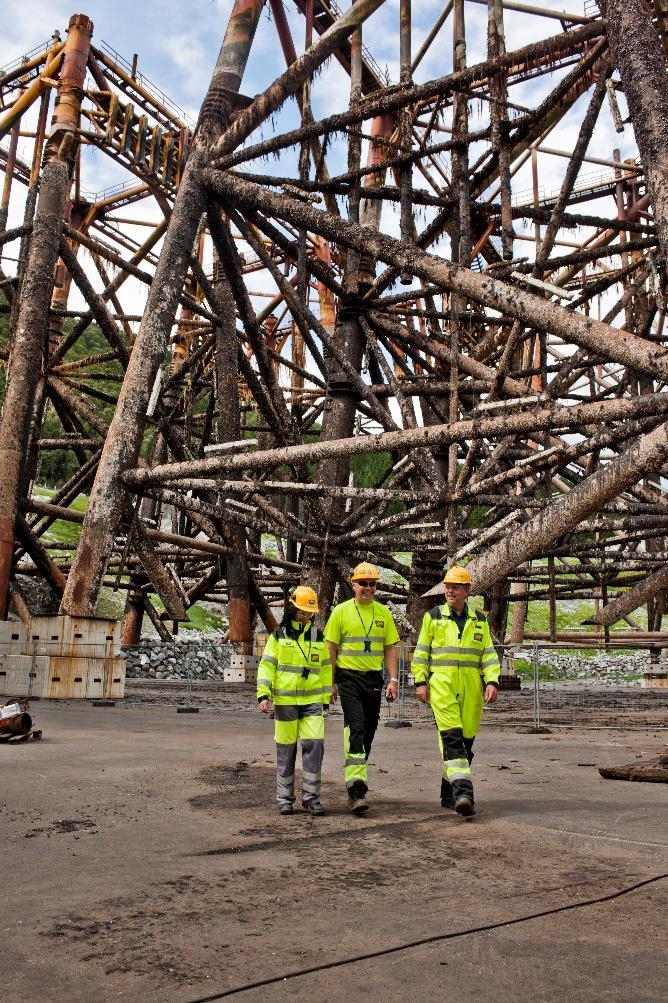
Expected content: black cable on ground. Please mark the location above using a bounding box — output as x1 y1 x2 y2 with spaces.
184 871 668 1002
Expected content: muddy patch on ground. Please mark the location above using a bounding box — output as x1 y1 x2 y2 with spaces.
190 760 276 811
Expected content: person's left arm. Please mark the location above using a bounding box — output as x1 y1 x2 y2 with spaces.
480 621 500 704
320 648 333 708
384 612 401 698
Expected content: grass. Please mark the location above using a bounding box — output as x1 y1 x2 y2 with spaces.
147 594 226 633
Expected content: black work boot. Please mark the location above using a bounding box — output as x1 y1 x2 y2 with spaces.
302 801 326 816
454 795 475 817
349 781 369 814
441 778 455 810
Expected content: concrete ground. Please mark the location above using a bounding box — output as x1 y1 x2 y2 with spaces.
1 701 666 1002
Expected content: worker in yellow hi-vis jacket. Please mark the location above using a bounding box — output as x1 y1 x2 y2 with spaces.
325 562 400 815
257 586 332 816
413 566 500 817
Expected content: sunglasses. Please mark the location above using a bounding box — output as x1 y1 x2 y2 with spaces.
356 580 377 588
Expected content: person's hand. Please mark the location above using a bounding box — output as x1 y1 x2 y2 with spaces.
331 683 338 704
259 699 270 714
484 684 498 705
416 683 429 704
385 679 398 700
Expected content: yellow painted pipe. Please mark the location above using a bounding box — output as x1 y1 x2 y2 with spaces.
0 46 65 141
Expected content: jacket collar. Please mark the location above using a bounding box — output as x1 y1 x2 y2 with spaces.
443 602 472 620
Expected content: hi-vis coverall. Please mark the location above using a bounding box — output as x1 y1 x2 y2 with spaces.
413 604 500 802
257 622 332 806
324 599 400 795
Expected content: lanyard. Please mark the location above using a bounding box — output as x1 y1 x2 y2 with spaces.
294 634 312 665
354 601 376 652
285 620 314 667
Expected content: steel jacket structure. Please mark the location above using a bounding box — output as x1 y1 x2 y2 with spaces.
413 603 500 803
257 621 332 806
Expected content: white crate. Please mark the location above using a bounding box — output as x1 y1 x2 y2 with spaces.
0 655 49 698
0 621 28 652
230 654 260 670
224 667 257 684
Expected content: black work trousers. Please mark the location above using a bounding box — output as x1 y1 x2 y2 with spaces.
337 668 383 796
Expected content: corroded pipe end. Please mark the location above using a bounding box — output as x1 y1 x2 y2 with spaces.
0 712 32 735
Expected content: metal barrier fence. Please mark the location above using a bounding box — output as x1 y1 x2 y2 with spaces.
8 631 663 730
382 642 668 731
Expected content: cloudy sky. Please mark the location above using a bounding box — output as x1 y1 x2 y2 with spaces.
1 0 639 320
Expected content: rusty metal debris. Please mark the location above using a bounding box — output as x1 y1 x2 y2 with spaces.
1 0 668 655
0 701 39 742
598 752 668 783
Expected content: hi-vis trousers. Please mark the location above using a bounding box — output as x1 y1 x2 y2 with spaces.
337 668 383 796
274 702 325 805
429 669 484 803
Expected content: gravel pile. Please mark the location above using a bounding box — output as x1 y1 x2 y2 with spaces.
532 650 656 684
123 639 232 680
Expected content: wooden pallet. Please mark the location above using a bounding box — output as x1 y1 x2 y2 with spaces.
0 728 42 745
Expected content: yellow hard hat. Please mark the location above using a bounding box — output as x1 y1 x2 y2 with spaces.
442 565 472 586
351 562 380 582
289 585 319 614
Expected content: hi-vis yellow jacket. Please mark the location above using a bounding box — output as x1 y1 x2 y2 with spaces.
257 621 332 706
412 604 500 687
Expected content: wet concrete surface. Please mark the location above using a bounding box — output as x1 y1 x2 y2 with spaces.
1 701 666 1001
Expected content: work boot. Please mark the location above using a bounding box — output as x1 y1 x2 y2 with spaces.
454 795 475 817
348 781 369 814
278 803 294 816
441 778 455 810
350 794 369 814
302 801 326 816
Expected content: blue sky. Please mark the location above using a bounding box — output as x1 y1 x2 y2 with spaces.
1 1 640 327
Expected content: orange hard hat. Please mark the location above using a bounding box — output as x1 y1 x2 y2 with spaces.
351 562 380 582
289 585 319 613
442 566 472 586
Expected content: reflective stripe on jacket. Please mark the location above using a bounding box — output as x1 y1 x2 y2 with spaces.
324 598 400 673
412 604 500 686
257 622 332 706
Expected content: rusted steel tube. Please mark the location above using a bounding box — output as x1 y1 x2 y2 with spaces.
0 712 32 736
213 0 388 159
123 392 668 487
602 0 668 267
0 14 93 621
0 47 65 142
0 103 22 233
206 171 668 385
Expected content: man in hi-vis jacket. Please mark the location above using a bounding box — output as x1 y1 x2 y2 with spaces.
412 566 500 817
325 562 400 815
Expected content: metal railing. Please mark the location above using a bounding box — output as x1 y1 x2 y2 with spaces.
21 634 659 730
381 641 668 731
98 40 195 128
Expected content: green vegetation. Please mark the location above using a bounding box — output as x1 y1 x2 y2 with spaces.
147 594 226 633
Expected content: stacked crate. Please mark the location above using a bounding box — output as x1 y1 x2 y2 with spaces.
0 616 126 699
224 652 259 684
